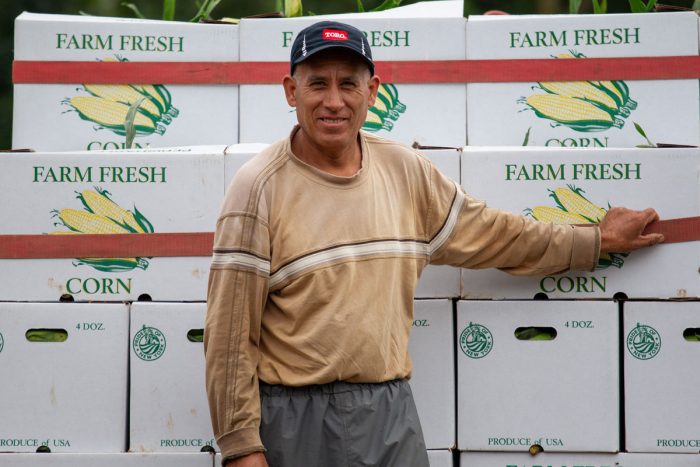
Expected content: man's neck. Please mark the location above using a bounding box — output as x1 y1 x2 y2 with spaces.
291 129 362 177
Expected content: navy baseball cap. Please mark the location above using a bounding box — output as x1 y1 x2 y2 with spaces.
290 21 374 75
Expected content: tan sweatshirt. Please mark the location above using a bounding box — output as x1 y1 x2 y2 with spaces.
204 129 600 461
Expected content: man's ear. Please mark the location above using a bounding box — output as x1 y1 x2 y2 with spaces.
282 74 297 107
367 75 381 108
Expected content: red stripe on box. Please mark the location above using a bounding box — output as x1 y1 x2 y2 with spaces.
0 217 698 259
0 232 214 259
12 56 700 84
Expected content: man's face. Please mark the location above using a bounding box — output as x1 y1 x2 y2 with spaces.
283 50 379 156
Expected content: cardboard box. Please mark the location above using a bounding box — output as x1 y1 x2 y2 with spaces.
13 12 238 151
460 147 700 299
239 15 466 147
223 143 268 190
456 300 619 452
460 452 700 466
0 452 214 466
0 146 225 301
428 449 453 467
129 302 217 452
409 300 455 449
624 301 700 453
0 303 128 452
466 12 700 147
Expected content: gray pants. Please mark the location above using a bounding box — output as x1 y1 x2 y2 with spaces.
259 379 429 467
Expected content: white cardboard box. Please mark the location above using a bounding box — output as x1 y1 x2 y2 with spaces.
239 15 466 147
409 300 455 449
428 449 453 467
0 146 225 301
129 302 217 453
13 12 239 151
466 12 700 147
0 452 214 466
624 301 700 453
223 143 269 190
460 452 700 466
456 300 619 452
0 303 128 452
460 147 700 299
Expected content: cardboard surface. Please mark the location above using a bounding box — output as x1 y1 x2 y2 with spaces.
466 12 700 147
129 302 217 453
409 300 455 449
624 301 700 453
427 449 453 467
0 452 214 466
0 303 128 452
460 147 700 299
239 16 466 147
460 452 700 466
13 12 239 151
0 147 225 301
456 300 619 452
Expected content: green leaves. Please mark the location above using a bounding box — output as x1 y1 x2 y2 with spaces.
592 0 607 14
190 0 223 22
629 0 656 12
569 0 583 14
633 122 656 148
124 97 146 149
163 0 176 20
284 0 304 17
121 2 146 19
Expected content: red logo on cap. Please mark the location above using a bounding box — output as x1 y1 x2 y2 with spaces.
323 29 349 41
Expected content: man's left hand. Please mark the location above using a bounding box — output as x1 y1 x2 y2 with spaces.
598 207 664 253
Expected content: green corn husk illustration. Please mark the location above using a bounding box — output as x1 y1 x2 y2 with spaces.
524 185 628 270
362 83 406 133
520 50 636 132
63 56 178 137
51 187 154 272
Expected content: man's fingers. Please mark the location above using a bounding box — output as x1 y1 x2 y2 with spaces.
639 233 665 247
641 207 660 225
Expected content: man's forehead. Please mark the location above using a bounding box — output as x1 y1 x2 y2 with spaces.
293 48 372 75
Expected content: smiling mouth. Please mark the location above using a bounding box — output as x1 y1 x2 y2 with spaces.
319 117 347 124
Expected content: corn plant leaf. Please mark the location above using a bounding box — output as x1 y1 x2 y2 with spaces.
693 0 700 9
190 0 222 22
162 0 175 20
633 122 656 147
125 97 146 149
629 0 656 12
357 0 366 12
592 0 607 13
285 0 303 17
371 0 403 12
522 127 531 146
569 0 583 13
121 2 146 18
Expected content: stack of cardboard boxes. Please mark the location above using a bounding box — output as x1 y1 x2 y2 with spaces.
3 3 699 467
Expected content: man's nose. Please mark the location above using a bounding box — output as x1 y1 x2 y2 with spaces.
323 84 344 109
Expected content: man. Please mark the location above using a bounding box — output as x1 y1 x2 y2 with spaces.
205 20 663 467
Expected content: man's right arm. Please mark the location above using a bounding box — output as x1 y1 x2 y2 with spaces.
205 195 271 461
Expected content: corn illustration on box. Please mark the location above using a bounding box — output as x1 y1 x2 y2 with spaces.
460 146 700 299
238 16 466 147
466 12 699 147
12 13 238 151
0 147 227 301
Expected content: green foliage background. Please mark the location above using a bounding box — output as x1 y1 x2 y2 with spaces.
0 0 694 149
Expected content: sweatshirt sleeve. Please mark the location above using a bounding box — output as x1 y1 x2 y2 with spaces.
204 170 271 462
426 163 600 275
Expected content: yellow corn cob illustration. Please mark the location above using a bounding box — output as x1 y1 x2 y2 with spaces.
54 209 130 234
78 188 146 233
67 96 165 136
524 94 624 131
537 81 626 117
526 206 589 224
551 185 607 222
83 84 169 123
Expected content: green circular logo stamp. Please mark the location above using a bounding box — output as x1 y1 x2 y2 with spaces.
460 322 493 359
0 332 4 353
627 323 661 360
133 325 166 361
